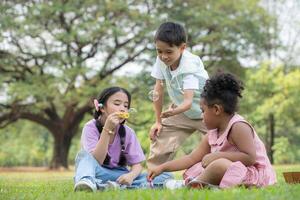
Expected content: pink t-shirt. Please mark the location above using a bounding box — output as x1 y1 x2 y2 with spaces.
81 119 145 168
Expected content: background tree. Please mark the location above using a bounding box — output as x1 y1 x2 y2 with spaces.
241 65 300 163
154 0 275 75
0 0 276 168
262 0 300 69
0 0 156 169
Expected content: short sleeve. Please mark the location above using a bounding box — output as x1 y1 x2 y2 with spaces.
81 123 99 153
125 129 146 165
183 74 199 90
151 57 164 80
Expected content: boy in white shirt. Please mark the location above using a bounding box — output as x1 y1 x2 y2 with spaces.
147 22 208 169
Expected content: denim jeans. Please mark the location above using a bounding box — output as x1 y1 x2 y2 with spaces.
74 150 172 189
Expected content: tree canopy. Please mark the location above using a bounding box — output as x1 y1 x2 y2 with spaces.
0 0 276 168
241 65 300 163
0 0 157 168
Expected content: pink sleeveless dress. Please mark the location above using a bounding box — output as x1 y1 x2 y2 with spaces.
183 114 277 188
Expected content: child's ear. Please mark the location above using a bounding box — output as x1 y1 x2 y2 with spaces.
180 43 186 52
213 104 222 115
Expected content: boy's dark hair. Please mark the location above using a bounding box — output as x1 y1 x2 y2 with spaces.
93 86 131 167
154 22 187 46
201 72 244 115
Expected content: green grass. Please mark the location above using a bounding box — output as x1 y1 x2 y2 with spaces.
0 165 300 200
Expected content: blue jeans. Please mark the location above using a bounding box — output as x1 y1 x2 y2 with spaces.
74 150 172 189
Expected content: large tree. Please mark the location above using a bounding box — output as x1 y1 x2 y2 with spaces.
0 0 156 168
0 0 275 168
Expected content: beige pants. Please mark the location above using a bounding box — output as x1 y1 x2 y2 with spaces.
147 113 207 168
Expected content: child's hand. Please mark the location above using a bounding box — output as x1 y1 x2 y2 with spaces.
149 122 162 141
147 166 163 181
102 112 121 134
202 153 220 168
116 173 135 186
161 110 173 118
161 103 177 118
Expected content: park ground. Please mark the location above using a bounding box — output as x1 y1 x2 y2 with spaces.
0 165 300 200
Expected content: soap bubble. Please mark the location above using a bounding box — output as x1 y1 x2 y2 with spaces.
128 108 137 114
148 90 159 102
119 108 137 119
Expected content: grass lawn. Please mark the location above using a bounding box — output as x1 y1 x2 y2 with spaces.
0 165 300 200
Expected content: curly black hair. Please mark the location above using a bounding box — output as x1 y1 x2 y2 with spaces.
201 72 244 114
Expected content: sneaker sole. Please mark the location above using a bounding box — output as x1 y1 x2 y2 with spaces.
187 182 203 189
74 183 94 192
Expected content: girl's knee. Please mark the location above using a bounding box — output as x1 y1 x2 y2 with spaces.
208 158 232 172
75 149 89 160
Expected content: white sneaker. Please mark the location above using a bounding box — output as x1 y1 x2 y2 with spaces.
164 179 185 190
74 178 97 192
106 181 120 190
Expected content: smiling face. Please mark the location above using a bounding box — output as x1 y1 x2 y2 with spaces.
155 40 186 69
101 91 129 118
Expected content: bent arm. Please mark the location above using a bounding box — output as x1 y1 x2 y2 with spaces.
91 129 111 165
214 122 256 166
171 90 194 115
128 163 143 179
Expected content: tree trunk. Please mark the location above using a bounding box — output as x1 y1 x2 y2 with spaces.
268 113 275 164
50 133 73 169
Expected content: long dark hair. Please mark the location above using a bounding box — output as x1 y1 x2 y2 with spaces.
93 87 131 166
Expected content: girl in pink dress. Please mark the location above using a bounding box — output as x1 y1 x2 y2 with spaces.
148 72 277 189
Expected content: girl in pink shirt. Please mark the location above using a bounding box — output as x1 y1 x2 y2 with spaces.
148 72 276 188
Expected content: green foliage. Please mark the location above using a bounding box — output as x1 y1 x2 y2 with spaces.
0 121 53 166
158 0 275 75
0 0 156 168
0 119 83 167
240 65 300 163
273 137 295 164
0 0 278 168
0 0 156 110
